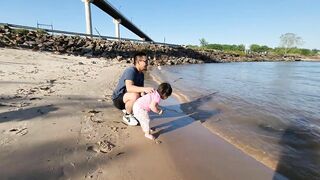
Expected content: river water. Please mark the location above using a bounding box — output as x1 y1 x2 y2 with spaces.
150 62 320 179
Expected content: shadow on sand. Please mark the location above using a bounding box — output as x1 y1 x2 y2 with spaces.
151 92 221 138
0 94 113 124
0 137 132 179
0 105 58 123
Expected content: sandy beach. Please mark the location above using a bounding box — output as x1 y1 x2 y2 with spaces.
0 48 286 180
301 58 320 61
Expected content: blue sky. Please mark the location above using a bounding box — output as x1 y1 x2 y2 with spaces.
1 0 319 49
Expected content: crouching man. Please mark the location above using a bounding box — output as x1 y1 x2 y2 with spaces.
112 52 154 125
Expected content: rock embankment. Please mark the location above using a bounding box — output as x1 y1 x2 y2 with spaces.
0 25 300 65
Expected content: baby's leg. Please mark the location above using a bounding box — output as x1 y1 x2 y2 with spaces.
133 104 154 140
142 121 155 140
144 132 155 140
139 112 155 140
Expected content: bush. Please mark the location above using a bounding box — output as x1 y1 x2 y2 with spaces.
36 29 48 35
12 28 29 35
205 44 245 52
250 44 271 53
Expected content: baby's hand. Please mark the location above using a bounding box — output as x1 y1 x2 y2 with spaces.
158 109 163 115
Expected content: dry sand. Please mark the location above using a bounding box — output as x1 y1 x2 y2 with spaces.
301 58 320 61
0 48 286 180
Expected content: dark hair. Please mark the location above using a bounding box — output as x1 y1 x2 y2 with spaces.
157 83 172 98
133 51 147 65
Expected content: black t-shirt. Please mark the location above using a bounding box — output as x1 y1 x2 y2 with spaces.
112 66 144 100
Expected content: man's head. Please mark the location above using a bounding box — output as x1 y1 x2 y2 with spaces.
134 52 148 71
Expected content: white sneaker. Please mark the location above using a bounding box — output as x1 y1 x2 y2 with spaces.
122 114 138 126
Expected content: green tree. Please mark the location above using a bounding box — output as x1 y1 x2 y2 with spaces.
311 49 320 56
199 38 209 47
238 44 246 51
250 44 260 52
250 44 271 53
280 33 304 55
299 49 312 56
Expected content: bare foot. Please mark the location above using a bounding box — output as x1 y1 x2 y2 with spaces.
145 133 155 140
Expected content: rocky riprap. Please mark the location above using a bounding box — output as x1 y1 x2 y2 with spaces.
0 25 300 65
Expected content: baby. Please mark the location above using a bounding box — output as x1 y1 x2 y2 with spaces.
133 82 172 140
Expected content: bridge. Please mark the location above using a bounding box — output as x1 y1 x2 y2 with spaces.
83 0 153 42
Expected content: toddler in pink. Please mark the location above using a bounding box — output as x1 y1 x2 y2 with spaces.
133 83 172 140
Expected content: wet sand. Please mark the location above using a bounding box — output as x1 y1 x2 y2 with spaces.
0 48 285 179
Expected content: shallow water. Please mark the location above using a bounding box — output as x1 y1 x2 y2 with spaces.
150 62 320 179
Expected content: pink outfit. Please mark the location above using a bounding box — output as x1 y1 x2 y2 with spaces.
133 91 161 132
135 91 161 112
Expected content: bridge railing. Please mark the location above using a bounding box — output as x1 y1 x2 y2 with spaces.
0 22 180 47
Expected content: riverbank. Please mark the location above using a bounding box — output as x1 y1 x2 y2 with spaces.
301 57 320 61
0 25 303 65
0 48 287 179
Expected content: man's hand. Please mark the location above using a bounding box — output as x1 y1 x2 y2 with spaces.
143 87 155 94
140 92 146 96
125 80 154 94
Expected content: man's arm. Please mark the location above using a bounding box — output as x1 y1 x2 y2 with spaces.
125 80 154 93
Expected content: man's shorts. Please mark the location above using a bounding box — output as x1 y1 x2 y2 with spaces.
112 93 125 110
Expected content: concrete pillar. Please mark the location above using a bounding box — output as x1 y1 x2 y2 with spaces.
82 0 93 36
113 19 121 39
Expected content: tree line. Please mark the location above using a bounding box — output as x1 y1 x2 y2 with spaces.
193 33 319 56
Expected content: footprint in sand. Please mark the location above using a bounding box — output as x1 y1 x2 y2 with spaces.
84 168 103 179
9 127 28 136
86 141 115 153
86 144 100 153
29 97 42 101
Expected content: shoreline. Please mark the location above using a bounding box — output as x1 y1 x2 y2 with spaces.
148 67 277 167
148 62 320 179
301 58 320 61
149 64 278 171
147 67 191 103
146 67 286 178
0 48 285 179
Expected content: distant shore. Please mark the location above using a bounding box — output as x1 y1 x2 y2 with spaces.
0 25 305 65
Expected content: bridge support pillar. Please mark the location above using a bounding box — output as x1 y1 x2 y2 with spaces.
82 0 93 36
113 19 121 40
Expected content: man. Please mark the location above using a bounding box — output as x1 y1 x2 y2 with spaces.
112 52 154 125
